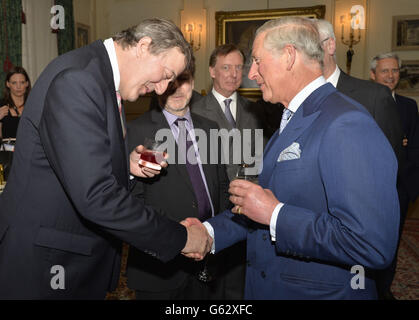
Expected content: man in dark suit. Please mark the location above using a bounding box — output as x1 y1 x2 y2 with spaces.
186 16 400 299
0 18 211 299
192 44 266 299
126 62 231 300
370 52 419 299
313 20 404 165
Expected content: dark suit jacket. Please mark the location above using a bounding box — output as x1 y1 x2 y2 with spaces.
192 92 267 180
337 71 404 164
395 94 419 200
209 84 400 299
126 108 230 292
0 40 186 299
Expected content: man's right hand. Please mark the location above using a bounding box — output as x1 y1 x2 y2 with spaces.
180 218 212 261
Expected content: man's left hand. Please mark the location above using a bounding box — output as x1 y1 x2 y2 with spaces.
229 179 280 225
129 145 168 178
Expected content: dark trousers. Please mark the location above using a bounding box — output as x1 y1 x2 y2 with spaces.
375 186 409 297
134 273 224 300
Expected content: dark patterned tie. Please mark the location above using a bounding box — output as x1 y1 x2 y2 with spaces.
224 98 236 127
175 118 211 221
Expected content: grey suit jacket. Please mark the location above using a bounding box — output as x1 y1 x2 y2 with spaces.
191 91 266 180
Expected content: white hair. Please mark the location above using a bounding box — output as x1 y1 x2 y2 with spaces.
370 52 401 72
255 16 324 65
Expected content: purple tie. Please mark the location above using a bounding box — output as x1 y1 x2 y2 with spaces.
224 98 236 127
175 118 211 221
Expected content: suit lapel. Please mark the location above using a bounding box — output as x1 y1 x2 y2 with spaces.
259 84 335 186
151 109 196 195
93 41 129 185
207 93 234 130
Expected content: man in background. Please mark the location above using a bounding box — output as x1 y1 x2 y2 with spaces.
313 19 404 163
0 18 211 299
370 52 419 299
126 60 231 300
192 43 265 299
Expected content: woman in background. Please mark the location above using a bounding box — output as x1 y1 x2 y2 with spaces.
0 66 31 140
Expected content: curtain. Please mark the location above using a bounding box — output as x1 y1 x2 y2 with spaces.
22 0 58 85
0 0 22 93
55 0 75 55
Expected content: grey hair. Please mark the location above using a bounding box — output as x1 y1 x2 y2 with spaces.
370 52 401 72
113 18 192 70
312 19 336 41
255 16 324 65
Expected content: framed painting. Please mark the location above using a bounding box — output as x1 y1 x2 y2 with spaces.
392 15 419 51
397 60 419 96
76 23 90 48
215 5 326 99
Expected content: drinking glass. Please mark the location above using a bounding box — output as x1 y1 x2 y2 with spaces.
138 138 165 170
234 163 259 184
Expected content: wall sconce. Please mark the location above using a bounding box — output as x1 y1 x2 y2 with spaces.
184 23 202 51
340 5 365 75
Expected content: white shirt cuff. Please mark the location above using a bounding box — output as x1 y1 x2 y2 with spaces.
270 203 284 241
203 221 215 254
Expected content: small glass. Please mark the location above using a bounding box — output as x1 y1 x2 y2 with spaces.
138 138 166 170
234 163 259 184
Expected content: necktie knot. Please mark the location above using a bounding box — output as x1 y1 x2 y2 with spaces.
224 99 232 107
279 108 293 134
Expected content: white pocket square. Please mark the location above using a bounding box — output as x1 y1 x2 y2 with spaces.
278 142 301 162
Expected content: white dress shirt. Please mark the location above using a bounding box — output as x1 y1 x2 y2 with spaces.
212 88 238 121
326 65 341 88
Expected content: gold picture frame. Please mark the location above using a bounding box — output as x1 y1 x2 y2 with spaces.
392 15 419 51
397 60 419 96
76 23 90 48
215 5 326 99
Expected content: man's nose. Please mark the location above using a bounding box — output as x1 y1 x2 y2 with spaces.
248 62 258 80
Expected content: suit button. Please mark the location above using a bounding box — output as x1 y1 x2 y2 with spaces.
192 202 197 209
261 271 266 278
246 260 251 267
262 234 268 241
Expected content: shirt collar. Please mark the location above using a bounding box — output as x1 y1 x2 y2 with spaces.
162 108 193 127
103 38 120 91
287 76 327 113
326 65 340 88
212 88 237 106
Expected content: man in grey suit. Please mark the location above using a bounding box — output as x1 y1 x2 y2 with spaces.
192 44 265 180
192 44 265 299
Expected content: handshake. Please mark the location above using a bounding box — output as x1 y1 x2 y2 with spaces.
180 218 212 261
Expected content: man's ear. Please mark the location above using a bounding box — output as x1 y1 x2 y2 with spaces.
370 70 376 81
327 38 336 56
136 36 152 57
285 45 296 71
209 66 215 79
